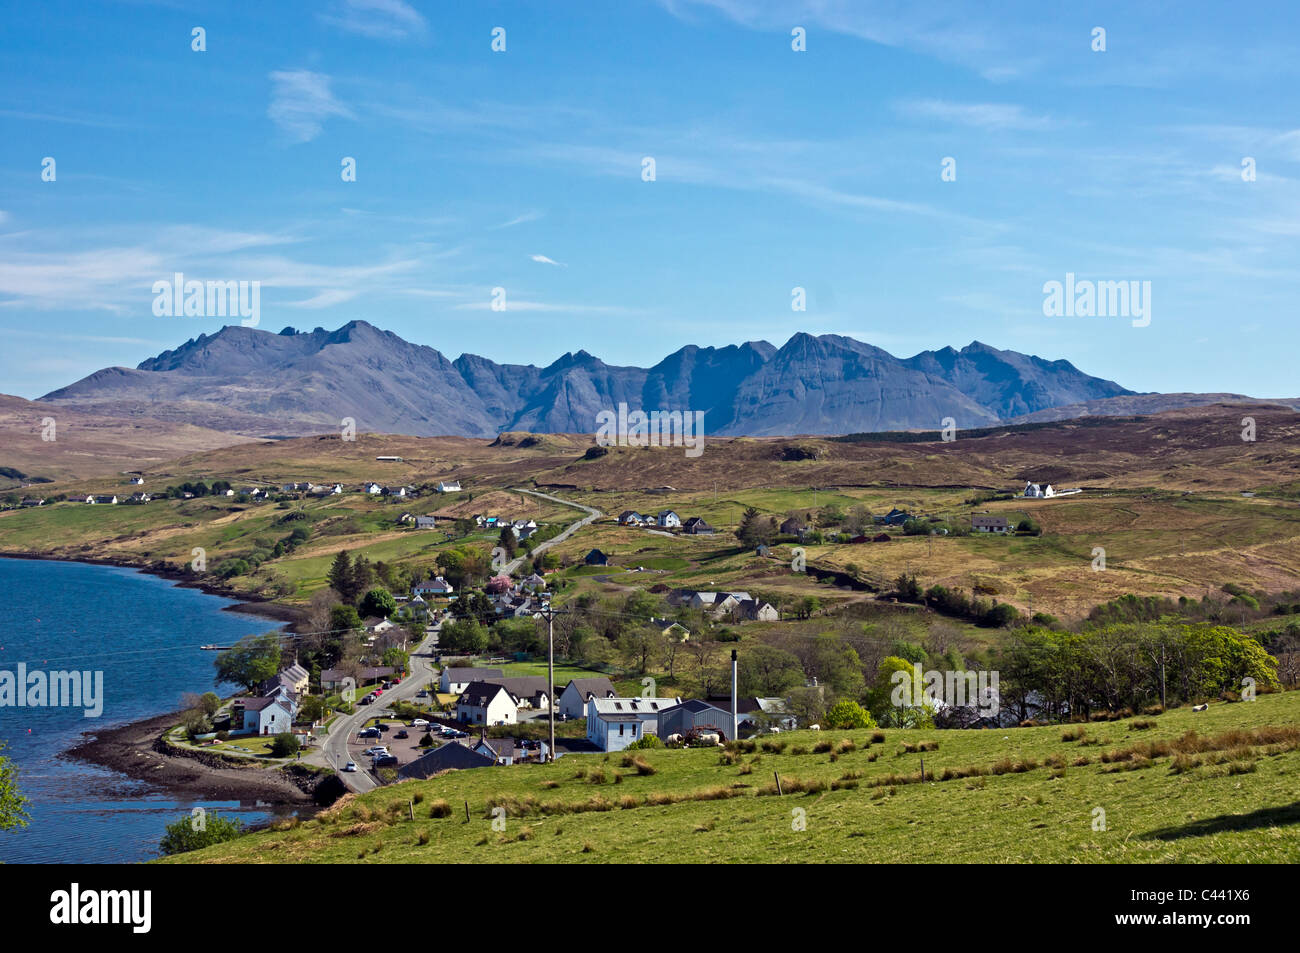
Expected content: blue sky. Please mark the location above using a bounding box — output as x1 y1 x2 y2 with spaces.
1 0 1298 399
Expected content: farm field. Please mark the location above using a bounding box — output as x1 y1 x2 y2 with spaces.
161 691 1300 864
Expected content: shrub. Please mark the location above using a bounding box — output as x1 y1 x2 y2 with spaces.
159 812 245 855
428 799 451 818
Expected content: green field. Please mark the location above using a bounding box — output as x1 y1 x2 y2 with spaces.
161 691 1300 864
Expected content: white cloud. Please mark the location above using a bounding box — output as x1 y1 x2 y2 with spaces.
320 0 427 40
491 211 544 229
896 99 1064 131
530 254 566 267
268 70 353 143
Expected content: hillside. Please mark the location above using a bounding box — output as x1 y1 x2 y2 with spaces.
0 393 258 483
39 321 1135 437
160 692 1300 863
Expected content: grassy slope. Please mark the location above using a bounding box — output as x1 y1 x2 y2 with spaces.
163 691 1300 864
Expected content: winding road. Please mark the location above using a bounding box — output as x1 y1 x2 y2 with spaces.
504 488 603 574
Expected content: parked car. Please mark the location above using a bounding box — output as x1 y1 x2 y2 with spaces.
395 729 409 739
415 690 428 698
363 746 388 756
358 727 381 738
373 754 398 768
376 722 390 733
359 696 373 705
411 718 430 727
343 761 357 772
382 681 393 689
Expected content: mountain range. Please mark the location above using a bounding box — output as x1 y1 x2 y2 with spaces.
37 320 1144 438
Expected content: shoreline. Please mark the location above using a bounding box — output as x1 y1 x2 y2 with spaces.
64 710 316 805
2 552 318 805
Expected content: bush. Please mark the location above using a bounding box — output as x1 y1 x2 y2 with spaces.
823 699 875 730
159 812 245 855
269 733 299 758
624 735 664 750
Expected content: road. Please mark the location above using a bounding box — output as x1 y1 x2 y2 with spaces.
504 488 603 574
319 622 442 793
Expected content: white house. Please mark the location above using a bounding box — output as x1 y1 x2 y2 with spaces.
230 687 296 736
456 681 517 726
437 481 462 493
86 495 118 505
364 482 383 495
585 696 679 752
657 510 682 528
414 515 437 529
129 476 145 485
972 515 1011 533
414 576 455 598
439 666 503 695
1023 482 1055 498
557 677 617 720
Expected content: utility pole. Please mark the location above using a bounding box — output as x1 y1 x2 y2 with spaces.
537 605 568 762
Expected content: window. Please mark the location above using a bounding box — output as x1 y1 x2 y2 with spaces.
619 723 624 736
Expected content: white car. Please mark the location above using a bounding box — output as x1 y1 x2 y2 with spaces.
343 761 357 772
362 746 388 757
411 718 430 727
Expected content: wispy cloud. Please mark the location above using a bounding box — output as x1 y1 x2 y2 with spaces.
895 98 1065 131
530 254 566 267
268 70 353 143
491 211 544 229
320 0 426 41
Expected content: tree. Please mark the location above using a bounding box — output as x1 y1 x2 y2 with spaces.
159 812 244 855
359 587 397 619
269 733 299 758
737 507 777 548
327 550 358 604
497 526 517 559
824 699 875 730
440 619 489 654
329 604 363 634
617 626 664 675
0 743 28 832
214 632 283 692
737 644 804 696
299 695 326 723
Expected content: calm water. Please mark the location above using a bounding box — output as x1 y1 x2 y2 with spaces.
0 557 293 864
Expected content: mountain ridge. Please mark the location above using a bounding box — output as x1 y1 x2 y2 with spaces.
40 320 1139 438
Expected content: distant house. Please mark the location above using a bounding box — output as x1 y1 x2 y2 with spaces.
439 667 503 695
320 666 395 692
584 549 609 566
397 742 495 780
472 735 549 765
86 495 118 505
129 476 145 485
558 677 618 719
972 515 1011 534
872 532 891 543
364 482 383 494
585 696 680 751
363 616 396 635
657 510 682 529
657 698 735 741
414 515 437 529
1024 482 1055 498
618 510 646 526
19 498 44 507
779 517 807 536
375 455 403 462
128 492 151 503
437 480 462 493
755 544 771 557
384 485 409 498
736 697 798 732
230 690 295 737
521 572 548 591
649 617 690 642
874 508 911 526
455 681 517 725
733 599 779 622
259 663 310 700
493 676 550 710
413 576 455 598
682 517 714 535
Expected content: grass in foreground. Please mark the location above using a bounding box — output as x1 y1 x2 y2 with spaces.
161 691 1300 864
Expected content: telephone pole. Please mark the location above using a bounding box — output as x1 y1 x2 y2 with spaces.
537 605 568 762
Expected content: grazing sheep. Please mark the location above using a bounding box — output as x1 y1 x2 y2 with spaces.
665 733 684 744
1192 703 1209 712
697 732 721 746
809 724 821 731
